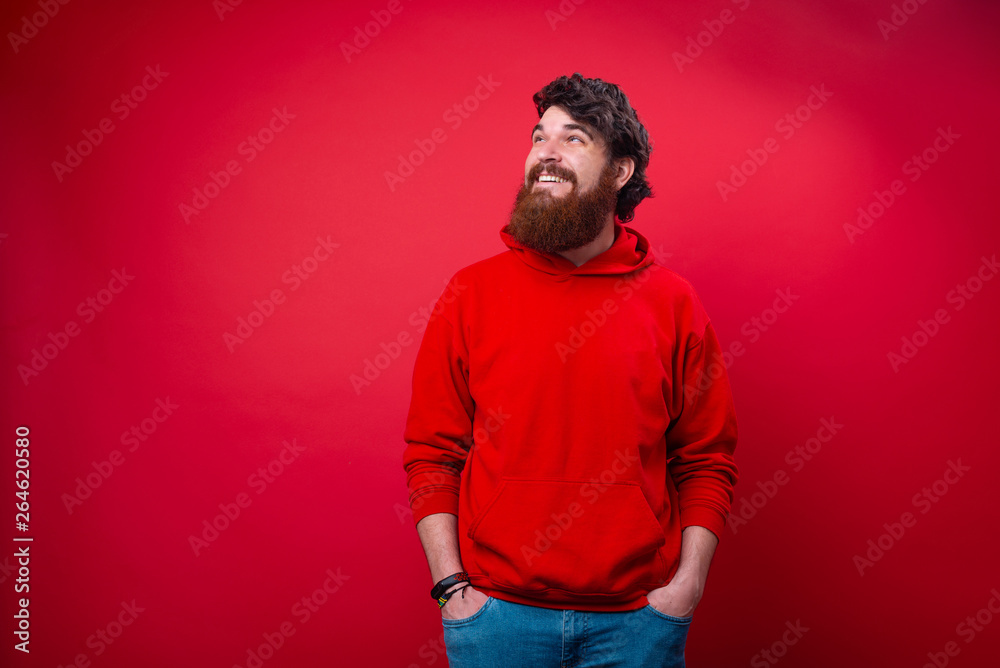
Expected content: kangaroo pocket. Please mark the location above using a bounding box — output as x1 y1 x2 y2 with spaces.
468 478 667 596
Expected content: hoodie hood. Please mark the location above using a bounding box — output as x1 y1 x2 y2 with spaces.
499 220 656 278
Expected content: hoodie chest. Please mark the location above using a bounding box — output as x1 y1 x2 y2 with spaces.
463 273 674 404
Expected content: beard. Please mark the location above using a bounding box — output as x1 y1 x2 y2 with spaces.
503 161 619 254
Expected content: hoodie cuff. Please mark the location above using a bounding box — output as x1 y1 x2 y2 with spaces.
410 490 460 526
680 506 729 541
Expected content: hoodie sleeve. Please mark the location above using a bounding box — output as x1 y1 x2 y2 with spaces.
402 289 475 526
665 320 739 540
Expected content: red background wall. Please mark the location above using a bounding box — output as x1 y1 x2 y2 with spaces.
2 0 999 666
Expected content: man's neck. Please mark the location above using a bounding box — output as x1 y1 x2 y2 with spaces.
556 215 617 267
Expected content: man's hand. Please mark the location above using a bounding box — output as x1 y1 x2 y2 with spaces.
646 525 719 618
440 585 490 620
646 574 703 618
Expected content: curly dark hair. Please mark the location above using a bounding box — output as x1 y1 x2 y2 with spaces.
532 73 653 223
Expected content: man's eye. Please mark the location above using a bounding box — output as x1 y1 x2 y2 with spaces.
569 136 582 142
532 136 544 142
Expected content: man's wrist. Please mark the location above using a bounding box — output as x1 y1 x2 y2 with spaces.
437 582 471 609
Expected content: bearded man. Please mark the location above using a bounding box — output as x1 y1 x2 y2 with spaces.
403 73 739 668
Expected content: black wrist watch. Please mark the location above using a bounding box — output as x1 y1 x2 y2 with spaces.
431 571 470 600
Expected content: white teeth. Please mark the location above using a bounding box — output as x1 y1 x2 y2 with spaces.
538 175 568 183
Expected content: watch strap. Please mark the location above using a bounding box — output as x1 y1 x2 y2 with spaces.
430 571 470 600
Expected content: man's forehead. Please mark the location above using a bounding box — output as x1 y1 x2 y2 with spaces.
532 108 602 142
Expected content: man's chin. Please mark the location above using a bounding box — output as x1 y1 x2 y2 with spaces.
506 168 616 254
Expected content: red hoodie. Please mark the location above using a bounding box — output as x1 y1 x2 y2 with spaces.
403 221 739 612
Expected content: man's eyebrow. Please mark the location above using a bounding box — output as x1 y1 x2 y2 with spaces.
530 122 596 141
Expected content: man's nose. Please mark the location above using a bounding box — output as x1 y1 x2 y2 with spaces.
535 139 565 163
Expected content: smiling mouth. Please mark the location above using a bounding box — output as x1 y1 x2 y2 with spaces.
537 174 570 183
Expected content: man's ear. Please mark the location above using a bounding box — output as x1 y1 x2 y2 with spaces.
614 157 635 191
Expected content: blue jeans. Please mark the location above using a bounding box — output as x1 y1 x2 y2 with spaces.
441 596 691 667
